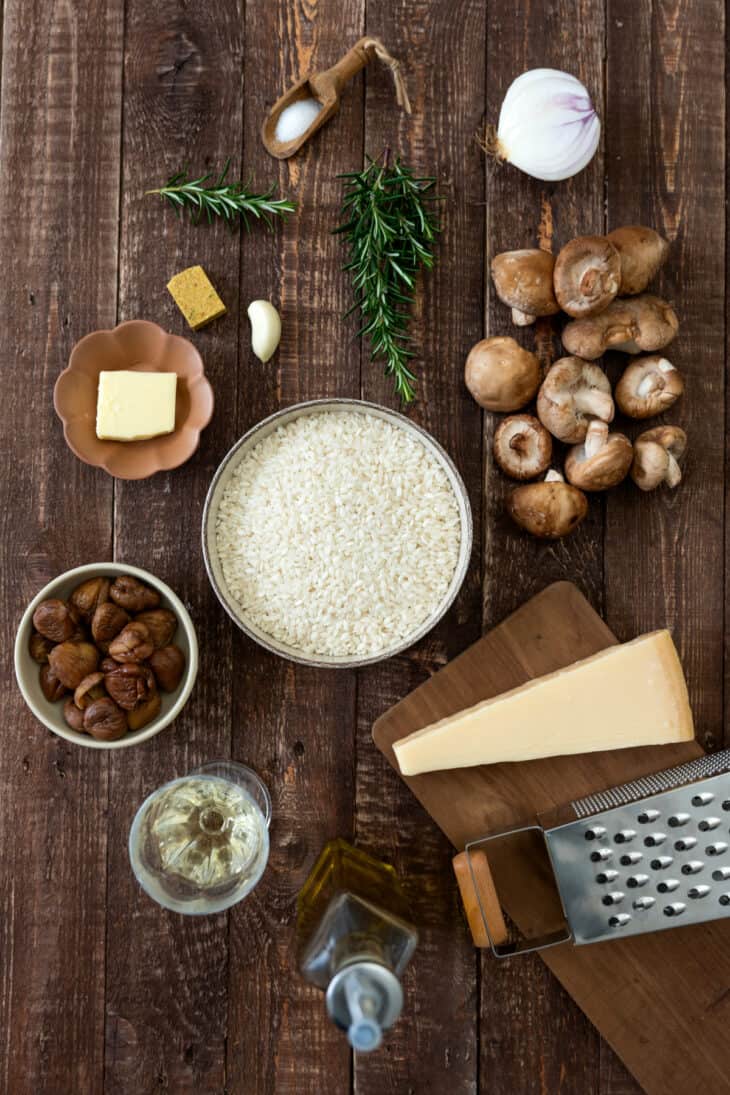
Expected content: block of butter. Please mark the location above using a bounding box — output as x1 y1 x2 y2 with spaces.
393 631 694 777
167 265 227 330
96 370 177 441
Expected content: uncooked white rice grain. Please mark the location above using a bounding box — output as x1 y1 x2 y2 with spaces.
215 411 462 657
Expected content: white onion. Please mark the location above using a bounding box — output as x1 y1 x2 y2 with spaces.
496 68 600 182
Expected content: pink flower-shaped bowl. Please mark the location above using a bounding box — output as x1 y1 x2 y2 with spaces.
54 320 214 479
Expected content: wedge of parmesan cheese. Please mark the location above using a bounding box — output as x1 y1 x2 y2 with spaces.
393 631 693 776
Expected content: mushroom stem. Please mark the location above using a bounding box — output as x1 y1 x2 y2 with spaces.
511 307 536 326
637 373 665 397
573 389 614 421
584 420 609 458
665 453 682 488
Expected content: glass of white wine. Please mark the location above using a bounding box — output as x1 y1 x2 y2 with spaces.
128 761 271 914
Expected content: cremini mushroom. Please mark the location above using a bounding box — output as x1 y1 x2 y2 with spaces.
631 425 687 491
507 469 588 539
615 355 684 419
561 294 679 360
564 420 633 491
537 357 614 444
464 336 541 411
553 235 622 318
493 414 552 480
606 226 670 295
490 249 560 326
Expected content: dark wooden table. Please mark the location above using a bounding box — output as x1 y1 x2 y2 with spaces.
0 1 724 1092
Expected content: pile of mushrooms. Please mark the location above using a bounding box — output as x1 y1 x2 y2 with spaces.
464 225 688 539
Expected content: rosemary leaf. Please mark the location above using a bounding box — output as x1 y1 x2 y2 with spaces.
146 160 296 230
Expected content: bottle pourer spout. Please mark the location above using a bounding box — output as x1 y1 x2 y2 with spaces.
343 969 384 1053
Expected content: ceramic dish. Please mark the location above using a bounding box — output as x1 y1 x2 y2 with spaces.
202 398 473 669
15 563 198 749
54 320 214 479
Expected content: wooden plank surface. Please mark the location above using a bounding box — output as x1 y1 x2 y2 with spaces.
0 2 123 1093
1 0 727 1093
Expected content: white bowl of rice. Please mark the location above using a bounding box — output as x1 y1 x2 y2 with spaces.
202 399 472 668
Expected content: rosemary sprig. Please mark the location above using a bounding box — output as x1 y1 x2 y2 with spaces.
334 154 440 403
146 161 296 229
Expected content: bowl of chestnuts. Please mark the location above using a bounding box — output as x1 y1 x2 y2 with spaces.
14 563 198 749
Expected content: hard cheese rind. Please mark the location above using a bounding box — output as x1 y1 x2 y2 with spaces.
393 630 694 776
96 370 177 441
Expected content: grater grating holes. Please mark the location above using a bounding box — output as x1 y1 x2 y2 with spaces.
650 856 673 870
608 913 630 927
657 879 680 893
688 885 711 899
663 902 686 917
596 870 618 884
637 809 661 823
692 792 715 807
602 892 625 906
720 894 730 906
644 833 667 847
615 830 637 844
674 836 697 852
706 842 728 856
632 896 655 911
712 867 730 881
668 813 691 827
681 860 705 876
620 852 642 866
590 848 613 863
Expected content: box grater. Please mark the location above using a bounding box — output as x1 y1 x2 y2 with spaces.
465 749 730 956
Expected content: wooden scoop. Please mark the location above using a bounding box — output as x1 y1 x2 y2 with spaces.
262 36 410 160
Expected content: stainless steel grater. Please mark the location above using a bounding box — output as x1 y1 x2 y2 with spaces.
465 749 730 956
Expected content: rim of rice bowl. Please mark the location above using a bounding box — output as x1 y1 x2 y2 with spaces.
202 399 473 667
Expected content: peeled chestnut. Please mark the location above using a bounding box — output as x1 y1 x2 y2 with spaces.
48 641 99 690
149 645 186 692
91 602 129 644
99 656 117 674
40 664 67 702
127 690 162 731
83 697 128 742
69 577 110 622
109 622 154 664
29 631 54 664
105 663 156 711
33 599 80 643
74 672 106 710
134 608 177 649
109 576 160 613
63 698 86 732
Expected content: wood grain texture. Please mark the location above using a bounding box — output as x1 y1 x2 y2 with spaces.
103 4 244 1093
0 1 123 1092
481 2 608 1091
604 3 726 751
225 2 364 1093
353 2 486 1092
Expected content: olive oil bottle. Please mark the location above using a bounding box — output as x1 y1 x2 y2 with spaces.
297 839 418 1052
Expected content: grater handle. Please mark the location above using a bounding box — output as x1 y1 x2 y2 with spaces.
453 849 509 948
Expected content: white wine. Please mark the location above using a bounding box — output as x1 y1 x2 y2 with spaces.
129 769 270 914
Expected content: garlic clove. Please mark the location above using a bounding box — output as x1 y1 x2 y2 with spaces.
496 68 600 182
247 300 282 363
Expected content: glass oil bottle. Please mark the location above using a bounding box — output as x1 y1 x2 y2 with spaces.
296 839 418 1052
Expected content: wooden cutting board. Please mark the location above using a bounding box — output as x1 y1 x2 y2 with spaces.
373 582 730 1095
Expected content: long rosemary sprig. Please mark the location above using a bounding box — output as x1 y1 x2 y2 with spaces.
334 154 440 403
147 161 296 229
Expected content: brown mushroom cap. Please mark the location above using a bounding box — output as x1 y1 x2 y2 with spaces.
561 294 679 360
464 336 541 412
614 355 684 419
564 420 633 491
490 250 560 326
507 470 588 539
606 226 670 296
537 357 614 444
493 415 552 480
553 236 621 318
631 425 687 491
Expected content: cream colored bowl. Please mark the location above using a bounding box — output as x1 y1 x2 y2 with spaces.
202 398 473 668
15 563 198 749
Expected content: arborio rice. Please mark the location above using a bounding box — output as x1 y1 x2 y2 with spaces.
215 411 462 658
